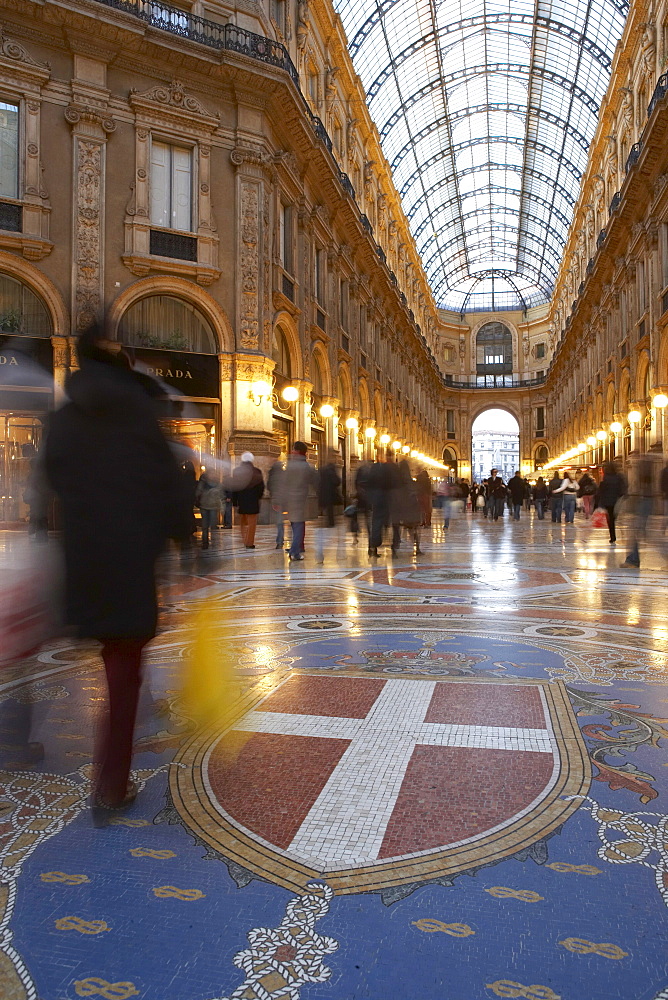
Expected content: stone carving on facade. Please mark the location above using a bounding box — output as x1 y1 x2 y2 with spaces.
0 28 46 68
73 138 103 332
64 103 116 136
346 118 358 150
363 160 375 197
325 65 338 109
619 87 633 142
239 181 260 350
592 174 605 218
297 0 309 49
641 22 656 80
605 134 619 187
129 80 219 125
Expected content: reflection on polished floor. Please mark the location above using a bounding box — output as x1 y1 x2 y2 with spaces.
1 509 668 1000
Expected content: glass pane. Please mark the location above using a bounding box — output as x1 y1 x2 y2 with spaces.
150 140 170 228
119 295 217 353
0 102 18 201
0 275 51 337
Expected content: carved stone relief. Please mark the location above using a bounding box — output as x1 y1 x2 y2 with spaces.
239 180 261 351
73 138 104 332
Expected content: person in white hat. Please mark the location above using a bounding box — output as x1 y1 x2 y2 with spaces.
230 452 265 548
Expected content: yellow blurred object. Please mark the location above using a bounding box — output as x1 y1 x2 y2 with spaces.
181 604 234 725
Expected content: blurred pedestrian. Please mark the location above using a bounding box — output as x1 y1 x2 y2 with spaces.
196 470 222 549
552 471 579 524
353 460 373 540
488 469 506 520
44 324 189 811
231 452 264 548
595 461 627 545
284 441 318 561
367 452 392 556
548 471 563 523
622 457 653 567
395 460 423 555
578 470 597 518
416 469 432 526
267 459 286 549
532 476 548 520
507 470 525 520
318 450 341 527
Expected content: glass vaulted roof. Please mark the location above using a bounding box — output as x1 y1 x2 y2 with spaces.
334 0 628 312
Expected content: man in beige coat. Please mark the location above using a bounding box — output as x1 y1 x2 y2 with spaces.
282 441 318 561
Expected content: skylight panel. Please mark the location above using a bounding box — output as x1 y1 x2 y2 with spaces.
334 0 628 310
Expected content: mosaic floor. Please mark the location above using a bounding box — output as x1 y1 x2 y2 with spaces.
1 509 668 1000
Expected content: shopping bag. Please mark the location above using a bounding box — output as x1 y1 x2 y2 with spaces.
590 507 609 529
343 503 358 518
476 494 485 509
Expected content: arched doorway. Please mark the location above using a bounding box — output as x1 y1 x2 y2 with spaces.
471 408 520 484
118 294 220 465
442 446 458 479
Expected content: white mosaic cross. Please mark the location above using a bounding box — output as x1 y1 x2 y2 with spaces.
234 679 553 869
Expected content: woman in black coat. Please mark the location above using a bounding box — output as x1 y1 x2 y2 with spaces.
231 452 264 548
595 462 627 544
44 326 189 809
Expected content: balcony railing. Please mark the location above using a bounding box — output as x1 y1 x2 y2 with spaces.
648 73 668 117
625 141 642 173
446 375 547 389
92 0 300 84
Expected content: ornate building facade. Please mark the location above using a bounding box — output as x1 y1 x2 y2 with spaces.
0 0 667 524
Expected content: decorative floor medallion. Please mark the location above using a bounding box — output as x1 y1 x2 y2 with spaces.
170 672 589 895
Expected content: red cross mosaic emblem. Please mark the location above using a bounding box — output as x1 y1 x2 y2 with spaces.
172 673 589 894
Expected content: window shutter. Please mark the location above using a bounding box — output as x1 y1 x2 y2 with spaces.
172 146 192 232
0 102 19 200
150 141 170 227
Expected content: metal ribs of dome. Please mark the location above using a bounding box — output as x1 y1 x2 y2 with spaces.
334 0 629 313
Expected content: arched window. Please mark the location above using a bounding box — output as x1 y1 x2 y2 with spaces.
118 295 217 354
0 274 52 337
535 444 549 467
272 328 291 378
476 322 513 385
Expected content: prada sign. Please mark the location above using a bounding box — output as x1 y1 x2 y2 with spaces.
132 348 219 399
0 335 53 381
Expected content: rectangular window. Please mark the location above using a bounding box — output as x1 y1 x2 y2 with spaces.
536 369 545 379
315 248 324 303
279 203 292 273
536 407 545 436
446 409 455 439
485 354 503 365
0 101 19 200
340 279 348 329
536 342 545 359
150 141 192 232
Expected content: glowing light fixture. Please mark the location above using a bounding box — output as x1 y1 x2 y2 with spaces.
379 433 391 445
281 385 299 402
627 410 642 423
610 421 623 432
392 440 401 450
653 393 668 408
365 426 377 439
249 379 271 405
401 445 410 454
319 403 335 418
345 416 359 430
596 430 607 441
586 436 596 446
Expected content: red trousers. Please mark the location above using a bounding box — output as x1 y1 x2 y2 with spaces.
95 637 149 804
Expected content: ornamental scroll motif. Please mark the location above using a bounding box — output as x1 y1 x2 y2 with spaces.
239 181 260 350
74 139 103 332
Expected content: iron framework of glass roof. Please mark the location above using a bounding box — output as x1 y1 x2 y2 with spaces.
334 0 629 312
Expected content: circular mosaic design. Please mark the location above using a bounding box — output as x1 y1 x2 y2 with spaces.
285 618 353 633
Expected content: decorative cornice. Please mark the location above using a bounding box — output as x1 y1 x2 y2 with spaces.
0 26 47 69
129 80 219 130
65 103 116 134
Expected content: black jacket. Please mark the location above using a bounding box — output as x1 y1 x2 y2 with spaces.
45 360 189 639
232 463 265 514
507 475 525 503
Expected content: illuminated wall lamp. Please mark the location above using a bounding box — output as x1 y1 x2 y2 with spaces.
319 403 335 418
392 440 401 451
609 421 623 433
401 444 410 454
596 430 608 441
281 385 299 402
365 427 377 439
249 379 271 405
627 410 642 423
379 433 391 445
410 449 418 457
652 393 668 408
586 436 597 446
345 416 359 430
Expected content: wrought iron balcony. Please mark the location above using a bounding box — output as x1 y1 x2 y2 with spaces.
648 73 668 117
91 0 299 85
625 142 642 173
446 375 547 389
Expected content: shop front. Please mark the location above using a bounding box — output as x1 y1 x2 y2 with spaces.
118 294 222 467
0 274 55 525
